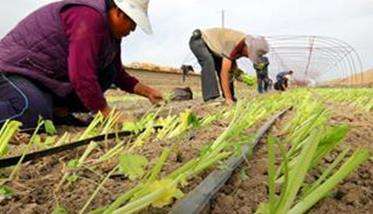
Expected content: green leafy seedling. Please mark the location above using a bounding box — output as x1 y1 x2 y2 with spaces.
119 154 148 181
0 185 14 199
44 120 57 135
52 204 69 214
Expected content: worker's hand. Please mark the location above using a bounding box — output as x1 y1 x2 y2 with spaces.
100 105 113 118
134 83 164 105
225 99 235 107
147 88 164 105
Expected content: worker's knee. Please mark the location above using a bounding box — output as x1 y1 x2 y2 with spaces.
23 89 53 125
0 74 53 128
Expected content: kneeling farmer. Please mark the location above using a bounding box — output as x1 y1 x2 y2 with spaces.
189 28 269 105
0 0 163 128
275 70 294 91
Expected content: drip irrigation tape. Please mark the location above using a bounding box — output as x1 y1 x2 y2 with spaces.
0 126 163 168
170 107 292 214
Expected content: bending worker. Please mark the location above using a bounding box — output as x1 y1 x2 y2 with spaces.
189 28 269 105
253 56 270 93
0 0 163 128
275 70 294 91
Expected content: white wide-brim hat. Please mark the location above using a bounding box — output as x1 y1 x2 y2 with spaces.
114 0 153 34
245 35 269 63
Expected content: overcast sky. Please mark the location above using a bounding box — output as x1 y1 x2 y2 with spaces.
1 0 372 74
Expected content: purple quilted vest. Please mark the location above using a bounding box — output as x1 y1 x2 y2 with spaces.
0 0 119 97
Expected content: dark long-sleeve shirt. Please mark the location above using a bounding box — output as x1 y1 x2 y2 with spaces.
277 71 290 81
253 56 269 72
60 6 139 112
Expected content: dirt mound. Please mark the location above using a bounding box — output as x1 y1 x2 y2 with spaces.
328 69 373 86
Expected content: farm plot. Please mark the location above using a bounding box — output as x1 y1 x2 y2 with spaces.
0 87 371 214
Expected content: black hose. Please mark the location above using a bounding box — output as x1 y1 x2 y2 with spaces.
0 126 163 168
170 107 292 214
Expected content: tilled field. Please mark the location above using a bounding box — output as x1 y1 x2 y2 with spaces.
0 71 371 214
210 101 373 214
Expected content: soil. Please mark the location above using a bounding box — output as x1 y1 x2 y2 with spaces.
0 70 371 214
208 100 373 214
308 101 373 213
0 97 233 214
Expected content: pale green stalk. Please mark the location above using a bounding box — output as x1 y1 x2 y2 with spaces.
0 121 22 156
0 120 9 137
112 180 179 214
98 140 127 162
79 113 104 140
310 124 348 167
103 184 145 214
167 159 199 180
55 132 70 146
80 165 119 214
275 130 322 213
101 111 121 135
190 152 232 177
147 148 171 182
288 149 370 214
58 141 98 189
9 120 44 180
276 140 290 208
78 141 98 165
302 147 350 198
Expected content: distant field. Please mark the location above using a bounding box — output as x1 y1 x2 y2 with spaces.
126 68 253 99
128 69 202 93
328 69 373 86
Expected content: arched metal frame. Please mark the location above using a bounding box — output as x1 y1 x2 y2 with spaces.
264 35 363 85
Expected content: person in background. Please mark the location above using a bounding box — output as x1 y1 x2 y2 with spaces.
180 64 194 82
189 27 269 105
275 70 294 91
0 0 163 128
266 77 273 91
253 56 270 93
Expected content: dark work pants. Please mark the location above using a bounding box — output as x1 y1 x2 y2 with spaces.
275 78 288 91
0 64 117 128
0 73 53 128
189 30 235 102
256 70 269 94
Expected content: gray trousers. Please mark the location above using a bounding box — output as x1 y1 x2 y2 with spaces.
189 30 235 102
